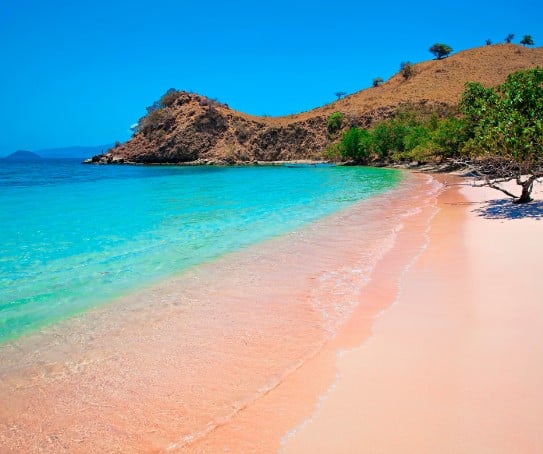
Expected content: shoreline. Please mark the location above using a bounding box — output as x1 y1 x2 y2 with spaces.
1 172 541 452
282 176 543 453
0 171 438 452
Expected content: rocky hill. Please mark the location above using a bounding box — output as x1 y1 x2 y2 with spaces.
93 44 543 164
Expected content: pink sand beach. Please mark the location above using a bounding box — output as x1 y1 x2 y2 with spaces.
1 172 542 453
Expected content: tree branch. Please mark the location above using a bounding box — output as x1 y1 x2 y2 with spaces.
484 177 519 199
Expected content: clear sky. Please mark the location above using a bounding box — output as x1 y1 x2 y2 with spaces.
0 0 541 154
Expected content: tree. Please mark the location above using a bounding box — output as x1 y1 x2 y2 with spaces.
400 62 414 80
372 77 384 87
429 43 453 59
335 91 347 100
520 35 534 46
459 68 543 203
485 39 492 46
505 33 514 43
337 127 372 162
372 120 408 159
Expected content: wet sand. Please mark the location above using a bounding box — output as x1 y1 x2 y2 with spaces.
282 179 543 453
0 172 440 452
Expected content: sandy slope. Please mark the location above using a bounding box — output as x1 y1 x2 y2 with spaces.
282 179 543 453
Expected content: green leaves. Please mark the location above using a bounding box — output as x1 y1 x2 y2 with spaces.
429 43 453 59
327 112 344 134
520 35 535 46
459 68 543 165
337 127 372 161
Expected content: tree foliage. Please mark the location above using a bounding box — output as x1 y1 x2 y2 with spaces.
336 127 372 162
330 108 458 163
459 68 543 202
429 43 453 59
327 112 344 134
520 35 534 46
505 33 514 44
373 77 384 87
327 67 542 203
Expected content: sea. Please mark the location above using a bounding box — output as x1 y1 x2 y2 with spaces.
0 159 402 343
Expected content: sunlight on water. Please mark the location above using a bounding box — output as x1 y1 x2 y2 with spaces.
0 160 401 341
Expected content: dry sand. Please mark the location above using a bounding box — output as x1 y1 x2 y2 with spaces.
282 178 543 453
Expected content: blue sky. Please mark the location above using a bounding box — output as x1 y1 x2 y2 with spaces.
0 0 541 154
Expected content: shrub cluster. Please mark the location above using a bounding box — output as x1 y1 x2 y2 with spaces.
400 62 414 80
160 88 183 107
328 68 543 169
329 109 467 163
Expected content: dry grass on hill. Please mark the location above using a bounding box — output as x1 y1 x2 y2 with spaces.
100 44 543 164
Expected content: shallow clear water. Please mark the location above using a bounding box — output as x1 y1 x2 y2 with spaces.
0 159 401 342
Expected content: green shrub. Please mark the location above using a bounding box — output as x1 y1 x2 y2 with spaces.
403 125 431 153
372 121 409 159
520 35 534 46
327 112 344 134
430 117 468 157
373 77 384 87
337 127 372 162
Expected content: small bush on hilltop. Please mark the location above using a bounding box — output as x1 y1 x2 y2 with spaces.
327 112 344 134
160 88 183 107
520 35 534 46
429 43 453 59
373 77 384 87
505 33 514 43
400 62 414 80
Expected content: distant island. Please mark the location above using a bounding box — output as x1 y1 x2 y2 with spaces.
3 150 42 160
2 144 113 160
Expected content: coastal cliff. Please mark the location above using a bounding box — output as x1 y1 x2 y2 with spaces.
93 45 543 164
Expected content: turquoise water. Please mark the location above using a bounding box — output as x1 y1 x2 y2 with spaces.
0 159 401 342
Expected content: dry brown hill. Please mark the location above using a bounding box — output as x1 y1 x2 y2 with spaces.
94 44 543 164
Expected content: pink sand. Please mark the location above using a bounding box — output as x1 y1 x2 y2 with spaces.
2 173 541 453
282 178 543 453
0 172 439 452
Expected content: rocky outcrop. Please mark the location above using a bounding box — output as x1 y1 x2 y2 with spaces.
92 93 332 164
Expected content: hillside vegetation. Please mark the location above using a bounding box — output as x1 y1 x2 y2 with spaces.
94 44 543 165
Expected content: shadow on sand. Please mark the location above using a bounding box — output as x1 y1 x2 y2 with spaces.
473 199 543 220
